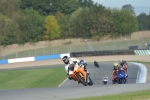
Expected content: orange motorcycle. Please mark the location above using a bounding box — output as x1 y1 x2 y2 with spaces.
68 63 93 86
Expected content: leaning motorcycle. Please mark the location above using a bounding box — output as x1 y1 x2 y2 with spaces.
116 70 127 84
68 62 93 86
103 78 108 85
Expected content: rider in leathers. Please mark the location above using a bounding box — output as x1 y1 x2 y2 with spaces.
119 59 128 77
62 56 89 80
119 59 128 69
112 63 127 83
112 63 119 83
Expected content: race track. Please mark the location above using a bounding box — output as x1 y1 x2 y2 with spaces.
1 62 149 100
59 62 138 87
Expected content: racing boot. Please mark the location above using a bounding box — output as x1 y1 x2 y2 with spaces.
68 76 72 80
67 73 72 80
112 80 115 84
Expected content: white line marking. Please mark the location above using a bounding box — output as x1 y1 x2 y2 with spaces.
58 78 68 87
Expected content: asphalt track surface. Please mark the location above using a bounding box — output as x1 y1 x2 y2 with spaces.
0 62 150 100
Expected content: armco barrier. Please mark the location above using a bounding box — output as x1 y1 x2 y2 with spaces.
8 57 35 64
35 54 60 61
0 53 70 64
70 50 134 57
0 59 8 64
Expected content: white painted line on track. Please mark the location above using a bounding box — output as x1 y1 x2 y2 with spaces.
131 62 147 83
58 78 68 87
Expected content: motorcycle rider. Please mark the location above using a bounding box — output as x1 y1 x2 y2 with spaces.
62 56 89 80
112 63 127 84
103 75 109 84
94 61 100 68
119 59 128 70
119 59 128 77
112 63 119 83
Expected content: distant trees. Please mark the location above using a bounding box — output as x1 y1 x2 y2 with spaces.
44 15 60 40
137 13 150 30
19 8 44 43
20 0 80 16
69 4 138 40
78 0 94 8
122 4 135 15
0 14 14 45
0 0 149 46
0 0 20 17
111 8 138 37
55 11 70 39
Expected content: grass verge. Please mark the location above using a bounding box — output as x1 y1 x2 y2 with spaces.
69 89 150 100
0 67 66 90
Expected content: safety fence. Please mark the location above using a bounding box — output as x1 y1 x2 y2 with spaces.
0 50 150 65
71 50 134 57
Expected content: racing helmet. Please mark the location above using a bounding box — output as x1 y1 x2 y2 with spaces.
114 63 119 69
62 56 69 64
80 60 85 64
80 60 87 66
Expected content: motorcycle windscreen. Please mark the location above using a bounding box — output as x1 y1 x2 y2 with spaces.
68 64 74 71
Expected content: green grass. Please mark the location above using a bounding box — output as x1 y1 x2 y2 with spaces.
0 67 66 90
69 89 150 100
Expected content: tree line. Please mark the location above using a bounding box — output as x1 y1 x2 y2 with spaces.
0 0 149 45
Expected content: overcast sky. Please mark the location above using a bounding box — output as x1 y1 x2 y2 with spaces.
92 0 150 15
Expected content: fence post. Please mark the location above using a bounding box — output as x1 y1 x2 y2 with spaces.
34 49 36 56
16 52 18 58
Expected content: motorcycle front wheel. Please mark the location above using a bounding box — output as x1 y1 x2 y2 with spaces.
76 73 87 86
88 78 93 86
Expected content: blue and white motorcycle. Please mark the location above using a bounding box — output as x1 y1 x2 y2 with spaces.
103 75 109 85
116 70 127 84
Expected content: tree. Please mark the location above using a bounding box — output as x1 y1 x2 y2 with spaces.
0 0 20 17
111 8 138 36
89 4 115 39
78 0 94 8
57 0 80 15
70 7 91 38
55 11 70 39
19 8 44 44
20 0 80 16
122 4 135 16
0 14 19 45
44 15 61 40
137 13 150 30
20 0 53 16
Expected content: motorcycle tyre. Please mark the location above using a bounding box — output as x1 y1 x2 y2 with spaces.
76 73 87 86
88 78 93 86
